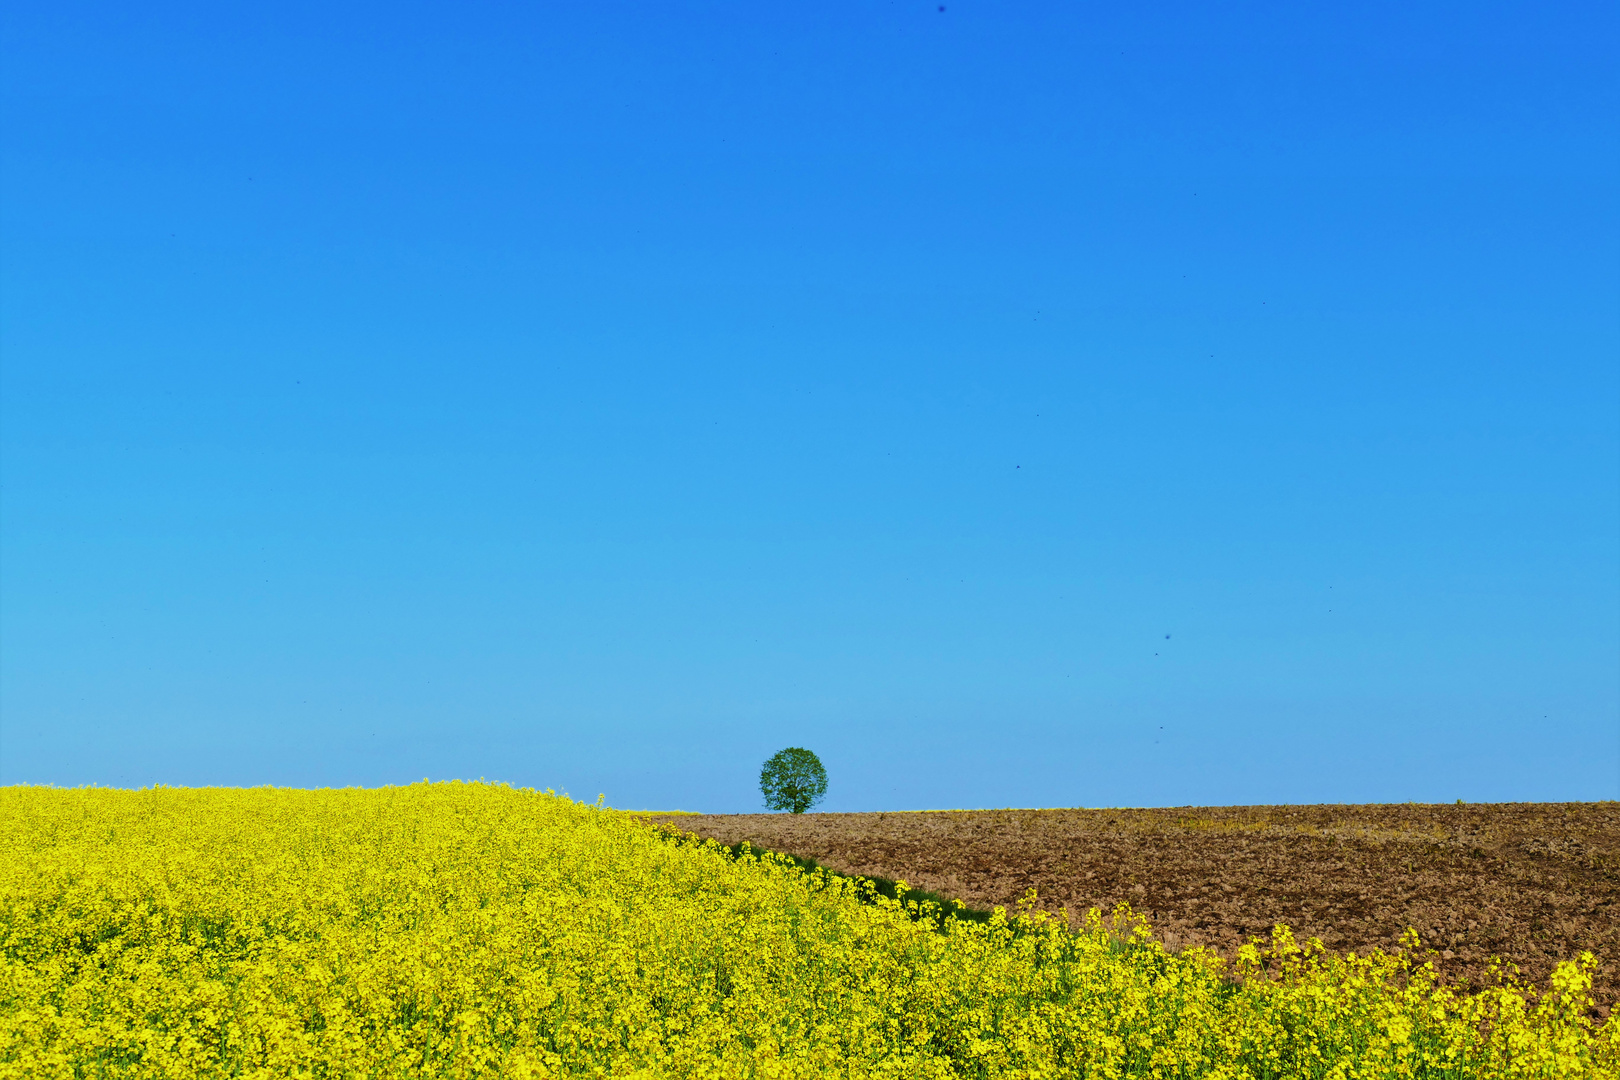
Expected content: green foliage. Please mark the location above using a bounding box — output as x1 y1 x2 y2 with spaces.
759 747 828 814
690 834 997 930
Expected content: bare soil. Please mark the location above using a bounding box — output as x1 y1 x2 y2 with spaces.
650 803 1620 1016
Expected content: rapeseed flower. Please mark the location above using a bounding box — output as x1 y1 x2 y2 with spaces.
0 782 1611 1078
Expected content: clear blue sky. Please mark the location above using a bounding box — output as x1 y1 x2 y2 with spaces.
3 1 1616 810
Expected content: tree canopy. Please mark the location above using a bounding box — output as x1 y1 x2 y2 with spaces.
759 747 828 814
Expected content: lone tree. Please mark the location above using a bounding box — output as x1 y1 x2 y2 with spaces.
759 747 828 814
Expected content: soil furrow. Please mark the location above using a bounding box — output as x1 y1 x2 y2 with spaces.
652 802 1619 1016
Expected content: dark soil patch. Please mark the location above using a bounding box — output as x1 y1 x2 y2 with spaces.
648 802 1620 1016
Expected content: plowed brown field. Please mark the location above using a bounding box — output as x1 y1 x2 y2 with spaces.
653 802 1620 1016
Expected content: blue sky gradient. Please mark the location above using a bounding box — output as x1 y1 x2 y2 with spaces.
3 1 1617 809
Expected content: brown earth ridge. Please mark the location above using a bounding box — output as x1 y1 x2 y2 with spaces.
650 802 1620 1017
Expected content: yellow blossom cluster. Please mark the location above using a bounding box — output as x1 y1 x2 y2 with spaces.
2 782 1614 1078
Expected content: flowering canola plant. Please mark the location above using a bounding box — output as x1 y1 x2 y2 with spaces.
1 783 1614 1079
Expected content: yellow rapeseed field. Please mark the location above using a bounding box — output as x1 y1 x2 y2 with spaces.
1 783 1613 1079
